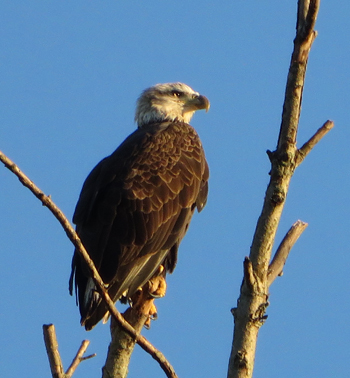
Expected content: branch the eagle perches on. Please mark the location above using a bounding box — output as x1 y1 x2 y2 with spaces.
0 150 178 378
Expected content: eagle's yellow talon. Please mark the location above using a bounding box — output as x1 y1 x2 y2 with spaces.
148 275 167 298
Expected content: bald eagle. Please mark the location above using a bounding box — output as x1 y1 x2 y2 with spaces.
69 82 209 330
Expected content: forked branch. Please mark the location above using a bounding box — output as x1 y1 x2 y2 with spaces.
43 324 95 378
65 340 96 378
227 1 332 378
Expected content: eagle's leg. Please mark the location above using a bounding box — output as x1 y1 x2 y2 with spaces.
143 274 166 328
129 266 167 329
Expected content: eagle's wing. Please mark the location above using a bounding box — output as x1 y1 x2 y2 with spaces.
69 122 208 330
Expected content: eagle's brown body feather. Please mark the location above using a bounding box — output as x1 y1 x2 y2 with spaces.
70 119 208 330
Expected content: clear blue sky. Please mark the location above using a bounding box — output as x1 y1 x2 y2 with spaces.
1 2 349 377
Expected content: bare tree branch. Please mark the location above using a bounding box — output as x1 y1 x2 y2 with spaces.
297 0 319 38
43 324 95 378
43 324 65 378
267 220 308 286
277 0 319 152
102 288 158 378
227 1 331 377
296 120 334 167
0 150 178 378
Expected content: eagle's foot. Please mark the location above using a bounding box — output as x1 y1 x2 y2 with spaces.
148 275 167 298
127 269 167 329
128 288 142 307
144 303 158 329
143 275 166 328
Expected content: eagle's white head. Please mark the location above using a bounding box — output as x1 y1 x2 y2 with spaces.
135 82 210 128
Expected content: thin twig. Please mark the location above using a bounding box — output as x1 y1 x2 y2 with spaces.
65 340 95 378
267 220 308 286
80 354 97 361
0 150 178 378
243 257 256 290
43 324 65 378
296 120 334 167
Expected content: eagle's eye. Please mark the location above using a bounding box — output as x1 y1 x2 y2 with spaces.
172 91 182 98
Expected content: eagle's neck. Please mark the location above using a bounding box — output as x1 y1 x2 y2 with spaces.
135 100 194 128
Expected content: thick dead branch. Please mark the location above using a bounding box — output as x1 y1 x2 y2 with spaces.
0 150 178 378
227 1 330 378
43 324 65 378
267 220 308 286
102 287 158 378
